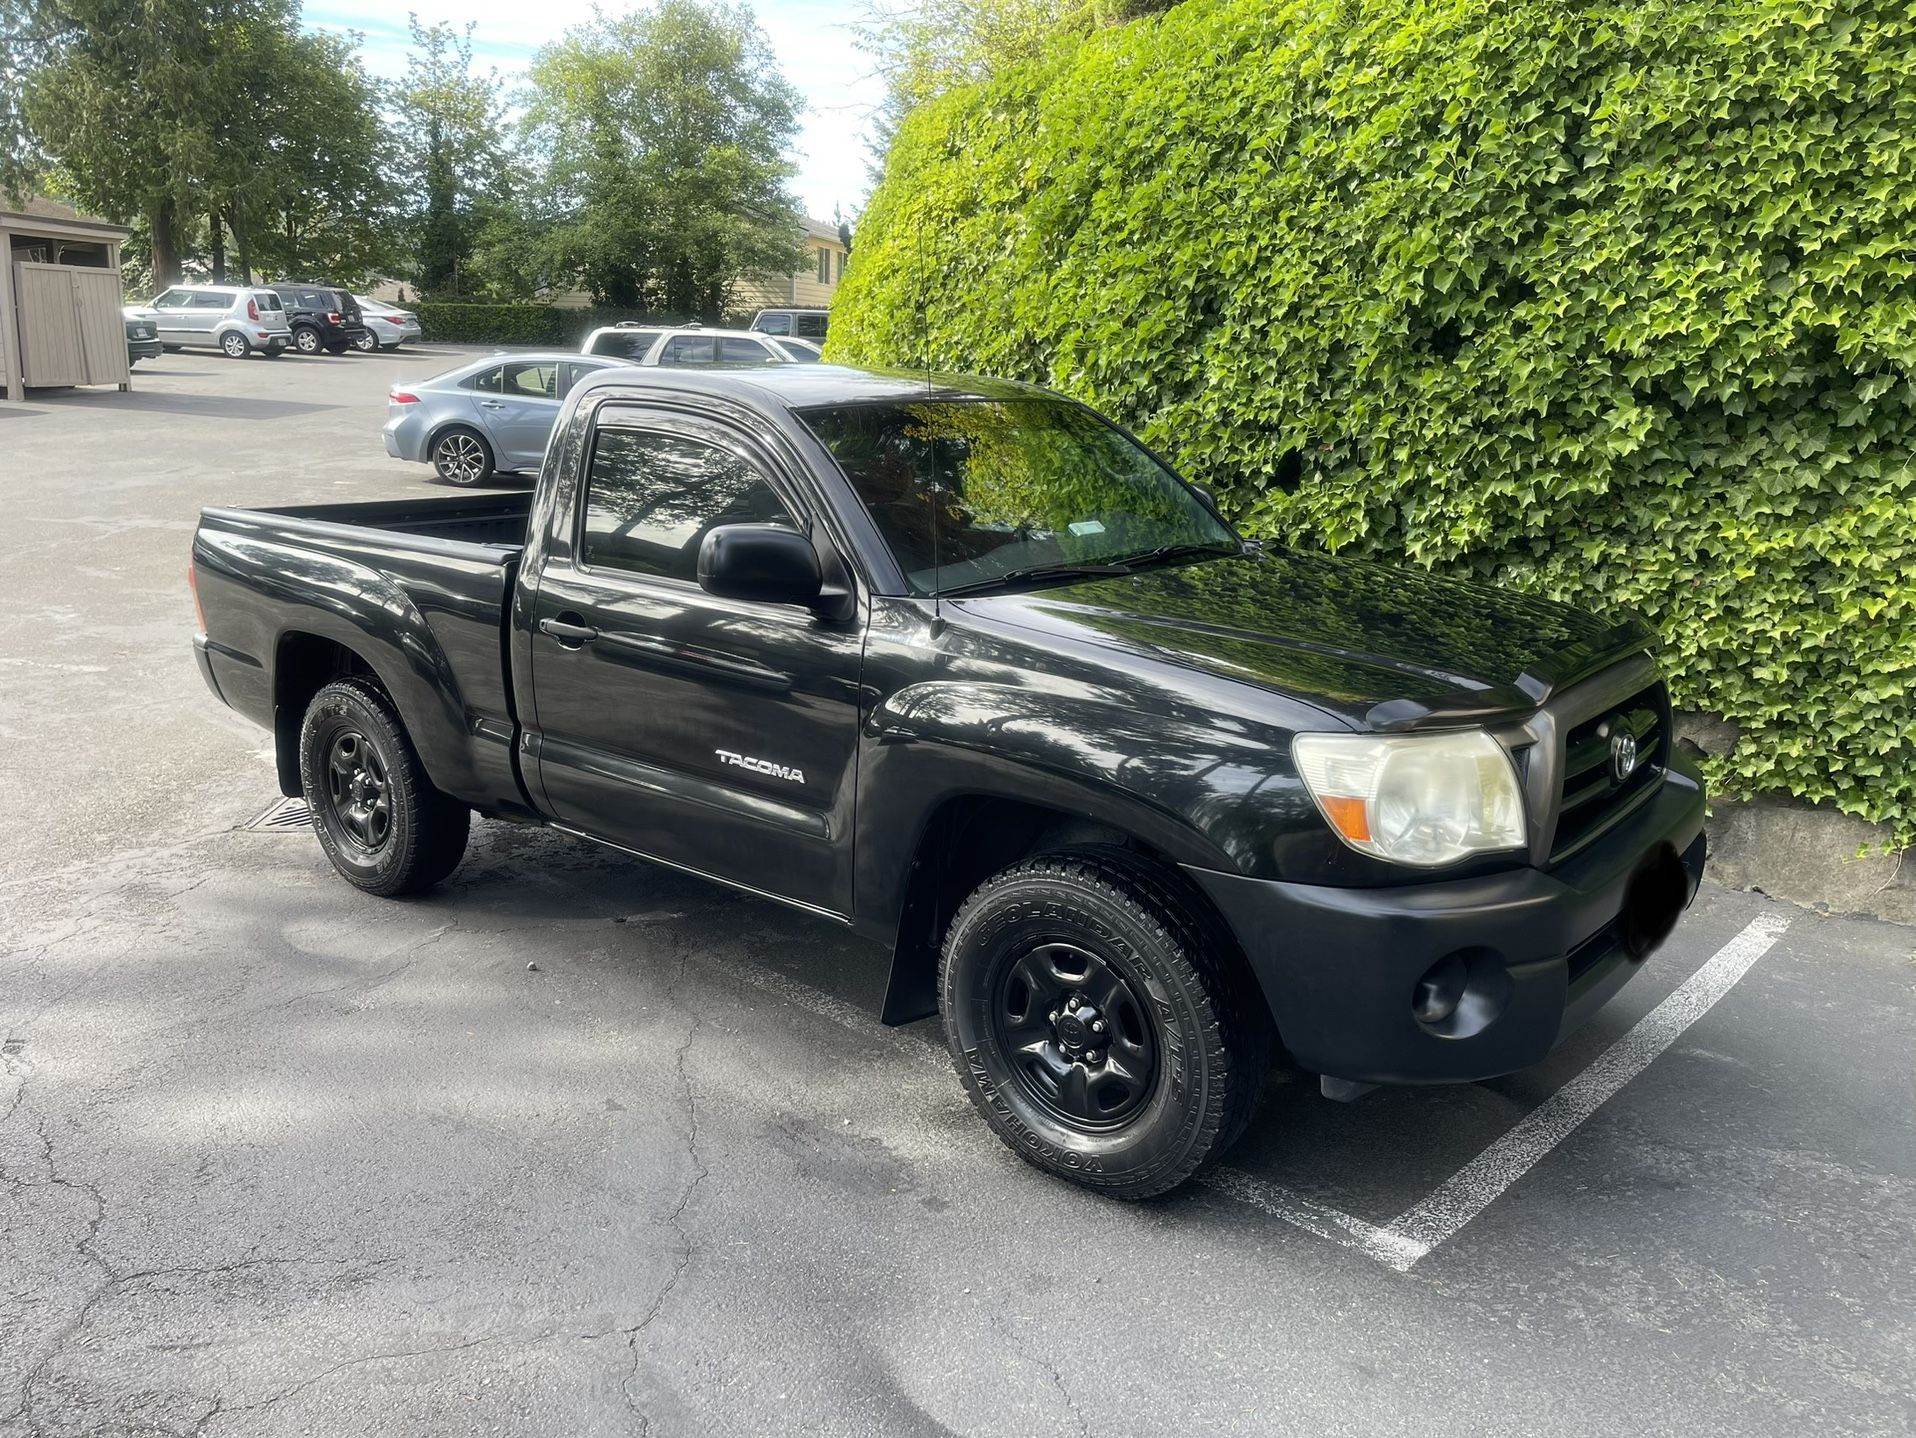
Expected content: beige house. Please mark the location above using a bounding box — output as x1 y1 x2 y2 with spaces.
731 216 849 315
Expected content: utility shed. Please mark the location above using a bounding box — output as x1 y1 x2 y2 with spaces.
1 197 132 402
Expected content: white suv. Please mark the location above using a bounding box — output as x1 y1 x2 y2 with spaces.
136 285 294 359
579 324 816 366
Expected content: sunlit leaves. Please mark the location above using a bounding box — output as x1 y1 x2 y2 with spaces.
833 0 1916 843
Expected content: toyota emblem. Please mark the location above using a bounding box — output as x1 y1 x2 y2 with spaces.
1610 729 1639 784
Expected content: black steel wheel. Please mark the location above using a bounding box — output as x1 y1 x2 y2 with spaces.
321 728 392 856
990 941 1156 1129
432 427 494 485
941 846 1269 1198
298 677 469 896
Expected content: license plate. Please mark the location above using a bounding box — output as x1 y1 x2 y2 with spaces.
134 327 150 338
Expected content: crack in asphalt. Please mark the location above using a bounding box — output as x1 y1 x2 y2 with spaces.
618 938 712 1436
993 1315 1091 1438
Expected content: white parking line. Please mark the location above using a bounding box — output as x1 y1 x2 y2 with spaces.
722 911 1790 1274
1383 910 1791 1265
1211 910 1792 1271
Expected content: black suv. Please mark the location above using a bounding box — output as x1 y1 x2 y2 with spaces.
271 285 369 355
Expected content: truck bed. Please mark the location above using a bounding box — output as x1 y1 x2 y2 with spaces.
192 489 534 815
224 491 534 552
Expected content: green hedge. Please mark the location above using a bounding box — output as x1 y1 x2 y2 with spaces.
415 303 700 346
832 0 1916 843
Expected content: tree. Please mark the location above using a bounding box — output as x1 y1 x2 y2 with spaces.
0 0 51 200
392 17 507 296
227 29 395 283
18 0 297 281
10 0 390 285
853 0 1173 168
519 0 803 316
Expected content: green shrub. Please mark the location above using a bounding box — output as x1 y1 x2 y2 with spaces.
415 303 704 346
832 0 1916 842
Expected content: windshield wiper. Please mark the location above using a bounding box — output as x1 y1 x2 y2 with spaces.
937 562 1134 598
1107 540 1243 571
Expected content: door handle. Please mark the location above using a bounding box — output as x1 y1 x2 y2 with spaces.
478 400 505 410
539 614 599 647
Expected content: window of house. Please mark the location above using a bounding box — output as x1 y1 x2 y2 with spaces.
580 429 796 582
817 248 831 283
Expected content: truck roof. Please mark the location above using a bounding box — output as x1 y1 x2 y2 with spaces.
568 361 1056 413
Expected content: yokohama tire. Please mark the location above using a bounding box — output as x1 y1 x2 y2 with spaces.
298 677 470 896
940 846 1269 1198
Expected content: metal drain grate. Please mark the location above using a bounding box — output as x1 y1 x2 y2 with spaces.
245 797 313 832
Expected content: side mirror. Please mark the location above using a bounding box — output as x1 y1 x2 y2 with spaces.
697 524 823 608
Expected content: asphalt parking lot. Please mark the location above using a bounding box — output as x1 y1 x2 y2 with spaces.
3 351 1914 1437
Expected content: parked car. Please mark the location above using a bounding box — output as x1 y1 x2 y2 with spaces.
581 323 671 360
192 364 1705 1200
383 351 633 484
270 284 369 355
140 284 292 358
749 307 829 341
353 297 421 351
772 336 824 362
124 311 162 366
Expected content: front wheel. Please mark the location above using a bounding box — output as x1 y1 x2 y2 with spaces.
432 427 494 486
940 847 1269 1198
298 678 470 896
220 331 250 359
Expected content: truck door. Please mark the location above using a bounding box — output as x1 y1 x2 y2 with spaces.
525 404 864 917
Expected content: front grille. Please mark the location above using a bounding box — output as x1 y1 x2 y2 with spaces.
1550 681 1668 860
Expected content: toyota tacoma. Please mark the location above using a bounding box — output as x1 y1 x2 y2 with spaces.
190 365 1705 1197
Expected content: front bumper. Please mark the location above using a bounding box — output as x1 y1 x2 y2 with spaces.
1187 765 1708 1085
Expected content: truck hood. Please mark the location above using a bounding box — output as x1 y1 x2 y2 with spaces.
963 547 1651 730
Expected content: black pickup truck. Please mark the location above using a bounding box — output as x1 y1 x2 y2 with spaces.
191 365 1705 1197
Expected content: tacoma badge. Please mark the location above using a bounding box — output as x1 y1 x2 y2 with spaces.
715 749 806 784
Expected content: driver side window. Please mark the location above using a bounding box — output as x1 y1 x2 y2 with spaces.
580 429 794 584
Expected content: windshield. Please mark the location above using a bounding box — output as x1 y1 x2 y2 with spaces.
801 399 1236 595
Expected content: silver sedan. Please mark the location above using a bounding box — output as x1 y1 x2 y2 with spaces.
383 352 632 485
355 296 423 350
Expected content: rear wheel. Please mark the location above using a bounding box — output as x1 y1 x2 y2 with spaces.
220 331 250 359
432 427 494 486
292 325 322 355
352 329 378 353
940 846 1269 1198
298 678 469 896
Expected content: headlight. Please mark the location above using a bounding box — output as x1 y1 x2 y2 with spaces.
1292 729 1527 867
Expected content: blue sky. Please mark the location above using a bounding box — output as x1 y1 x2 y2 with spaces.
304 0 885 223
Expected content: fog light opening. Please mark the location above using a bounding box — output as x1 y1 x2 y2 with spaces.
1411 947 1512 1039
1412 953 1468 1025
